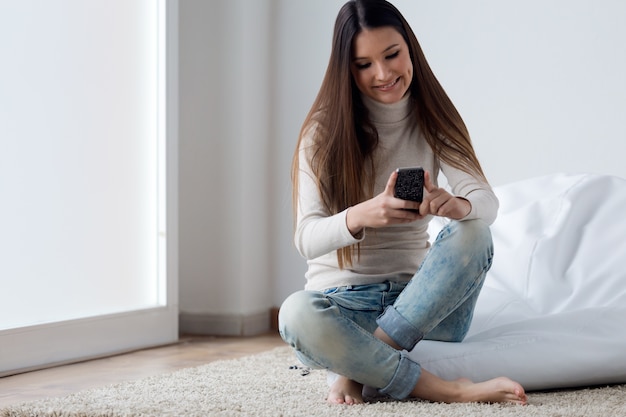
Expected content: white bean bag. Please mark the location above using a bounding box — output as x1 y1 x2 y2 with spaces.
409 173 626 390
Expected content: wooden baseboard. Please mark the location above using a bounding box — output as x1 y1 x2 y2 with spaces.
179 308 281 336
270 306 279 331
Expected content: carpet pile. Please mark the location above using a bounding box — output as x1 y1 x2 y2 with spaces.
1 347 625 416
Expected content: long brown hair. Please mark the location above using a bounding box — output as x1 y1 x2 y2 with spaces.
292 0 487 268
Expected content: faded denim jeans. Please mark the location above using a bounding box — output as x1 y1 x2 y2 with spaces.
278 219 493 399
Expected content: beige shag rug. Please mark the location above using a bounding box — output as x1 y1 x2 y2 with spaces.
1 346 625 417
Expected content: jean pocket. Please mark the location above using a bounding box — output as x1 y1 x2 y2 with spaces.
327 289 383 312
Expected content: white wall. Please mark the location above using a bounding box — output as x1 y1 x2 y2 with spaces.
178 0 274 334
397 0 626 186
271 0 347 319
179 0 626 331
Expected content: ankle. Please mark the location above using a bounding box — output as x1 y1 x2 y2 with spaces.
373 327 402 350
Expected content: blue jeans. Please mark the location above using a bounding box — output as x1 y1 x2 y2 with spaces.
278 220 493 400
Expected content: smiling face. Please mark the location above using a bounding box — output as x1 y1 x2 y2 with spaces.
351 26 413 104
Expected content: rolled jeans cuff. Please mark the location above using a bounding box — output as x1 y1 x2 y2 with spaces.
378 351 422 399
377 305 424 351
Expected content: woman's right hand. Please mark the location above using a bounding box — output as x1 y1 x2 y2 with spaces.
346 170 421 237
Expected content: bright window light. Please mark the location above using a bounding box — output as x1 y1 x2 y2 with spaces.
0 0 166 330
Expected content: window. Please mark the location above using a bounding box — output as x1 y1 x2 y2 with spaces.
0 0 178 376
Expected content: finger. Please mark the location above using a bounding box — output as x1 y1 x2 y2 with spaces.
418 196 432 216
420 198 445 217
419 190 446 216
428 192 451 214
435 197 471 219
423 170 437 193
431 199 449 217
384 170 398 195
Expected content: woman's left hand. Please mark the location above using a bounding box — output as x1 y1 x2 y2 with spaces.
418 170 471 220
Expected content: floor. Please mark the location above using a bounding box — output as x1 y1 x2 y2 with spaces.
0 332 286 408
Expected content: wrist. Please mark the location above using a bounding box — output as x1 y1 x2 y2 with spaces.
457 197 472 219
346 207 364 239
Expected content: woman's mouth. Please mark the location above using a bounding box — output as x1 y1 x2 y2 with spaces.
375 77 400 91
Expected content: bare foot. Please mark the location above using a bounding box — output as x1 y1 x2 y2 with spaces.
457 377 528 405
454 377 473 385
411 370 528 405
371 326 528 406
327 375 364 405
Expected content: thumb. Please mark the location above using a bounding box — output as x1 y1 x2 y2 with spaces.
385 170 399 195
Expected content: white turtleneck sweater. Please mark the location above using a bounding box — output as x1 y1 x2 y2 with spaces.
295 94 499 291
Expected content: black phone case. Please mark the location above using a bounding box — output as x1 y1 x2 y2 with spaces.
394 167 424 202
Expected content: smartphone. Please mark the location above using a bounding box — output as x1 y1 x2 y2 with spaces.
394 167 424 203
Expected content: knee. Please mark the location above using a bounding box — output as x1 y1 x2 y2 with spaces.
434 220 493 270
278 290 321 345
460 220 493 271
278 290 309 332
450 220 493 254
461 219 492 244
278 289 341 348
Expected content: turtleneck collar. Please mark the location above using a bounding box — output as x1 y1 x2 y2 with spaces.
361 93 413 125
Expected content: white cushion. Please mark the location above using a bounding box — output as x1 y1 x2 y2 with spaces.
408 173 626 390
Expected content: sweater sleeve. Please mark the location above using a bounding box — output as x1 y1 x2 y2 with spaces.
440 162 499 225
293 139 364 260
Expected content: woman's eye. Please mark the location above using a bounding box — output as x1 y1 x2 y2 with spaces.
355 62 371 70
386 51 400 60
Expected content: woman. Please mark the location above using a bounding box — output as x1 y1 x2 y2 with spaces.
278 0 527 406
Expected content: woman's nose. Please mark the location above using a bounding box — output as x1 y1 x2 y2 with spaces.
374 61 390 80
